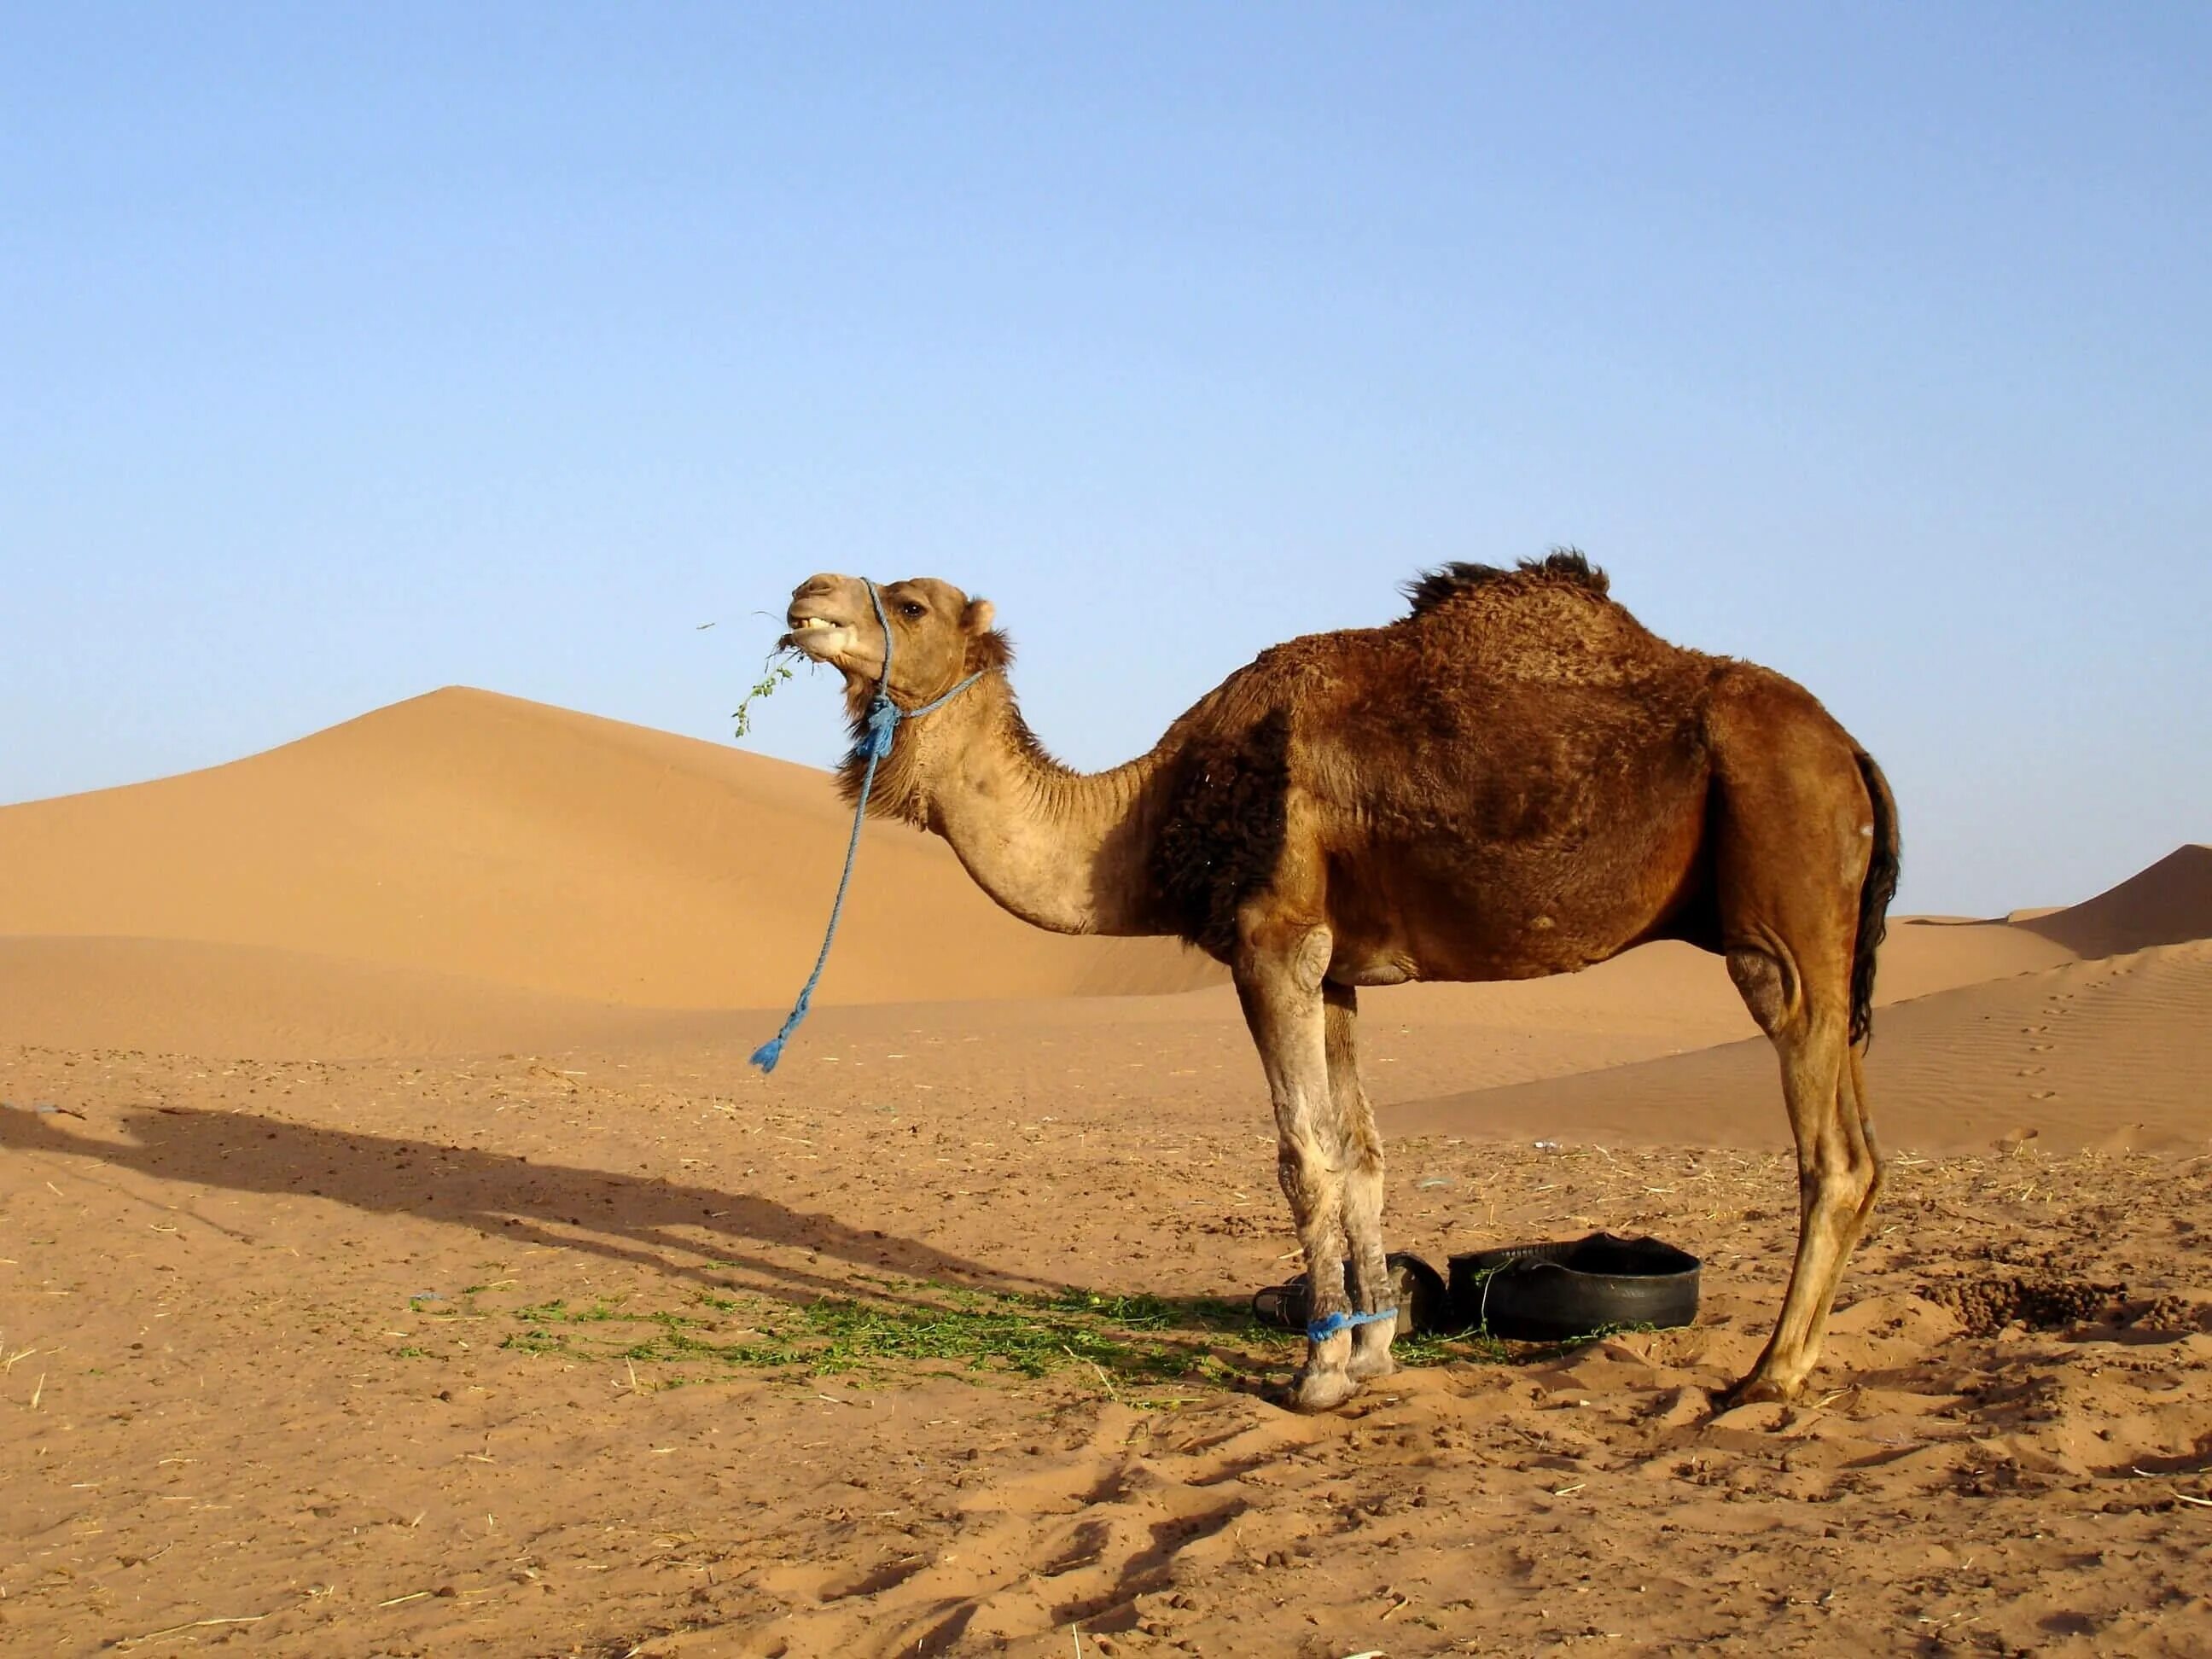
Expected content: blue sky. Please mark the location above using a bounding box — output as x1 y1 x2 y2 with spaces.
4 4 2206 916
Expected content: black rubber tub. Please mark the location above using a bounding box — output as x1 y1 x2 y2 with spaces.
1446 1232 1701 1340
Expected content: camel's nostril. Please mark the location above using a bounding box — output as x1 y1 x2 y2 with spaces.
795 573 839 599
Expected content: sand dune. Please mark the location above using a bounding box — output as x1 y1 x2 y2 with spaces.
2013 842 2212 958
0 688 1216 1010
1877 916 2073 997
1388 939 2212 1154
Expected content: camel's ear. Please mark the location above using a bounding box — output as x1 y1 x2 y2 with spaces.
962 598 996 634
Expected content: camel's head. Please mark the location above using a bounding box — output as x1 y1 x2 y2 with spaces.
783 573 1006 707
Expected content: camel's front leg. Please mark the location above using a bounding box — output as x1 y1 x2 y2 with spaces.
1326 981 1394 1383
1237 921 1380 1412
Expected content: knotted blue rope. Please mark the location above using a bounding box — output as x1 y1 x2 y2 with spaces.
751 581 982 1073
1306 1307 1400 1342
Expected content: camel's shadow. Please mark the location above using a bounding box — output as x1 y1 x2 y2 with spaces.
0 1099 1031 1313
1 1100 1288 1390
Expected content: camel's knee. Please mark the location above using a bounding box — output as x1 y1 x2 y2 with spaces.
1796 1156 1876 1254
1844 1145 1884 1237
1339 1130 1383 1186
1277 1135 1342 1216
1859 1153 1886 1211
1800 1126 1874 1192
1241 920 1333 996
1287 923 1333 994
1816 1165 1867 1216
1841 1116 1883 1199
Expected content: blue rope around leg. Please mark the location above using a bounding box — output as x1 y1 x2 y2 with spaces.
1305 1307 1400 1342
751 580 983 1074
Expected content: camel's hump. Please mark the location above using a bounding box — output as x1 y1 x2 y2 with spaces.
1401 550 1610 618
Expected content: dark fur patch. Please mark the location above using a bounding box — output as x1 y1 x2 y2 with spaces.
1402 549 1610 617
1148 709 1291 958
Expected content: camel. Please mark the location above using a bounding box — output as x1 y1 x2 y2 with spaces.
779 553 1901 1412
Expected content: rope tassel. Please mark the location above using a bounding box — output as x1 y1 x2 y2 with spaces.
751 581 981 1074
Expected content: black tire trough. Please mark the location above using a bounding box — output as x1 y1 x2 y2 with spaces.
1447 1231 1701 1341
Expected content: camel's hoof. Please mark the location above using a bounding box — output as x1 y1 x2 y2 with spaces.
1718 1374 1797 1412
1347 1345 1398 1382
1274 1367 1362 1414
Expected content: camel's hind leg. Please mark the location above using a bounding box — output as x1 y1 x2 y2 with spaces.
1708 694 1885 1405
1325 981 1394 1382
1725 953 1878 1405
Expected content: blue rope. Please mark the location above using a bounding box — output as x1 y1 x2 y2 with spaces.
751 582 982 1074
1306 1307 1400 1342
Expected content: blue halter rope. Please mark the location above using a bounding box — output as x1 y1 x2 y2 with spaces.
750 582 982 1074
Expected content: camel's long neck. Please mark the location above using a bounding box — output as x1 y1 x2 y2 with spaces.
890 677 1177 938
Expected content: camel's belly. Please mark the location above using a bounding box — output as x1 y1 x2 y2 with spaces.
1322 818 1705 985
1326 916 1614 987
1326 953 1417 987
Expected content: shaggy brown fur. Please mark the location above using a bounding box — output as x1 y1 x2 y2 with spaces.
1400 546 1611 614
782 562 1901 1412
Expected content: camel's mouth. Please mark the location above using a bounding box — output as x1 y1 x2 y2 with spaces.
783 605 864 666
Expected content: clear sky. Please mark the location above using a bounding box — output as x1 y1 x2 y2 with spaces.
5 4 2207 917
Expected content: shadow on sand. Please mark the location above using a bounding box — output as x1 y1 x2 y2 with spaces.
0 1101 1033 1312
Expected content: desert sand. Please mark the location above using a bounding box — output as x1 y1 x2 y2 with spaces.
3 693 2206 1656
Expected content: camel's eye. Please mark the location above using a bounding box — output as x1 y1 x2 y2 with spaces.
899 600 926 620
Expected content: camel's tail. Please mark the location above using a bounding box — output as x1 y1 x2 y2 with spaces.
1850 750 1901 1046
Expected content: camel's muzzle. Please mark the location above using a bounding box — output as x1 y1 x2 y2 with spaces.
783 602 861 662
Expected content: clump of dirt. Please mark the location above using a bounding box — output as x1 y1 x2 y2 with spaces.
1199 1214 1267 1238
1921 1275 2128 1336
2122 1293 2203 1334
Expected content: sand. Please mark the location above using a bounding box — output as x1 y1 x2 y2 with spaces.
3 690 2207 1656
